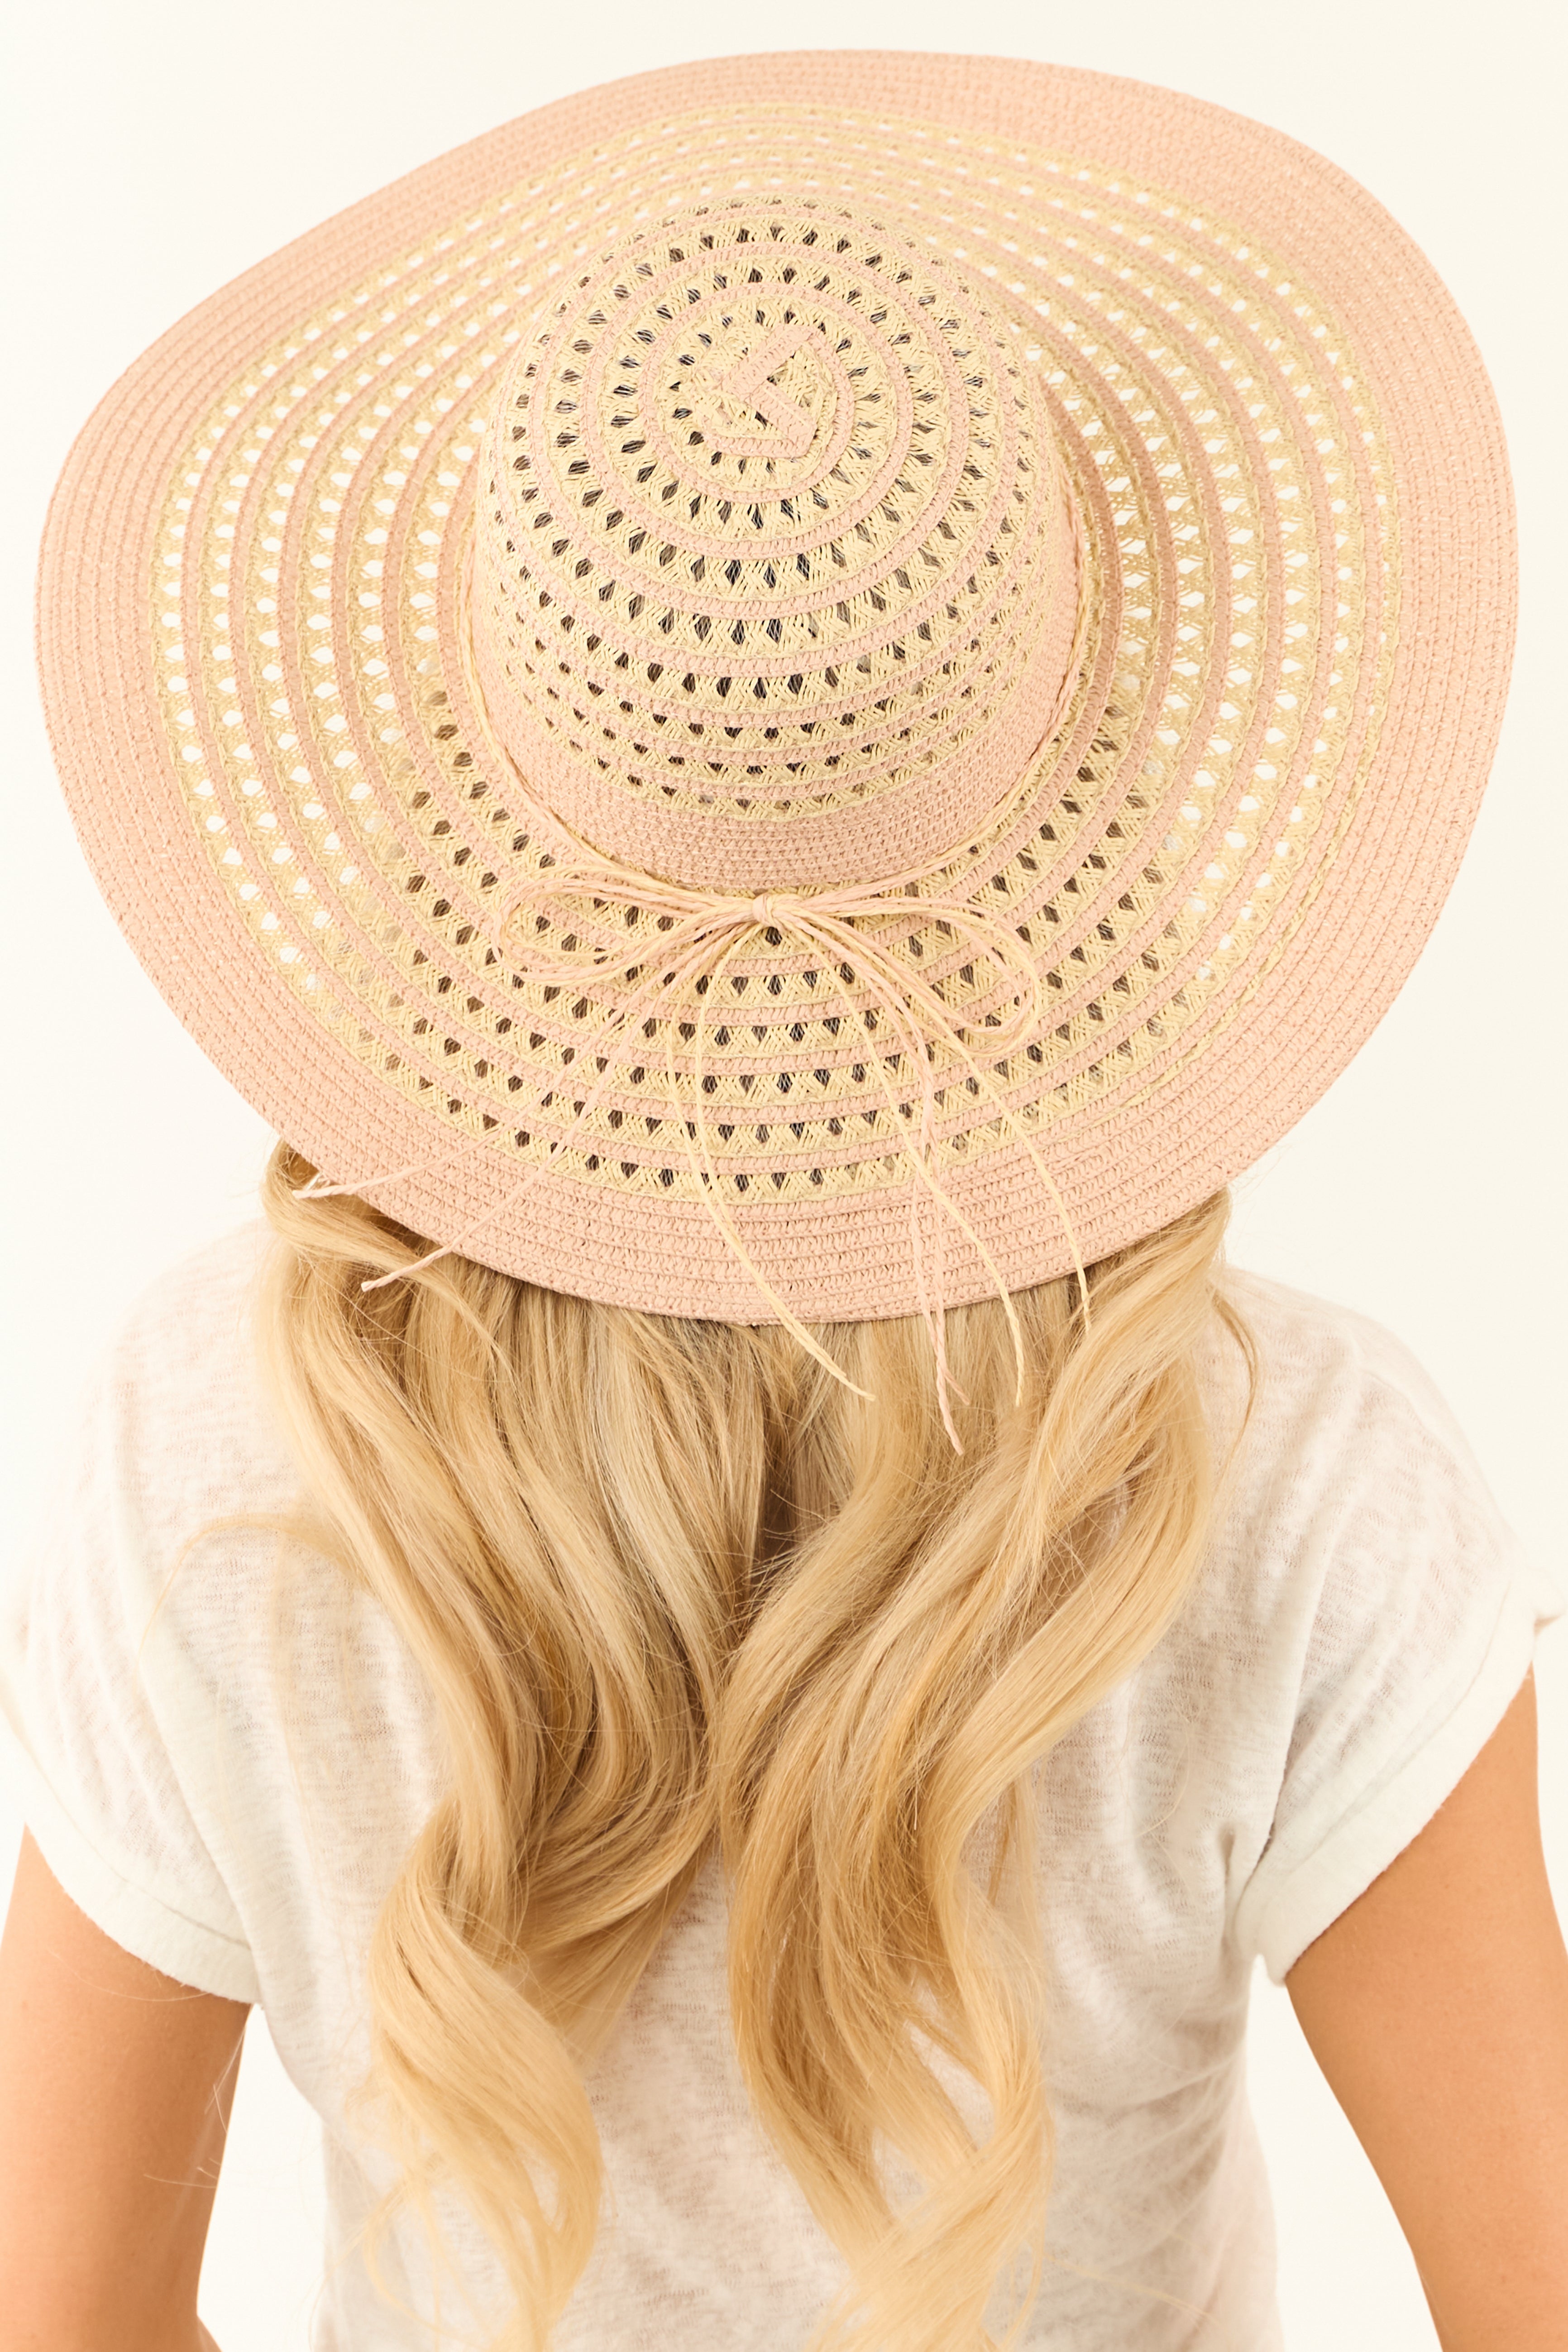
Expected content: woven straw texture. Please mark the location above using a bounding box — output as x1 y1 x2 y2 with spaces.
37 50 1515 1324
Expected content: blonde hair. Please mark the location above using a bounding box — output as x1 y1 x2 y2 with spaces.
249 1139 1249 2351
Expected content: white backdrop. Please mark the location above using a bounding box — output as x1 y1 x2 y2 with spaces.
1 3 1563 2346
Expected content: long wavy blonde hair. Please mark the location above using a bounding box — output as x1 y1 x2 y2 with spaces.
248 1138 1249 2351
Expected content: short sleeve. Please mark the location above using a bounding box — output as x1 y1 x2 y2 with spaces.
0 1322 262 2003
1232 1329 1563 1984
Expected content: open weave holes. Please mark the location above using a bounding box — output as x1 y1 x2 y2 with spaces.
152 99 1397 1301
469 207 1083 886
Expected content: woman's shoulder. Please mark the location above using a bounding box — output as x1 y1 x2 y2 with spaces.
1209 1264 1487 1470
91 1219 298 1523
1190 1267 1549 1662
1191 1274 1560 1983
0 1228 313 1983
8 1225 306 1672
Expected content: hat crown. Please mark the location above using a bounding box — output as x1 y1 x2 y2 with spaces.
470 201 1081 887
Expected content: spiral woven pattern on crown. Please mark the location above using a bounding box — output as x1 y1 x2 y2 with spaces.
470 207 1079 886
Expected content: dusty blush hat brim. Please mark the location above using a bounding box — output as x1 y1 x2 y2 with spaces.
36 50 1515 1321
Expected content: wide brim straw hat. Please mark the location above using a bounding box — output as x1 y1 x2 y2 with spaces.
38 48 1513 1414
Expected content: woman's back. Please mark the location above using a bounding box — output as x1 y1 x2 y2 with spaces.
4 1226 1551 2347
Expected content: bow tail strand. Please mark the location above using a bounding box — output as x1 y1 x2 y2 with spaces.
780 905 1091 1437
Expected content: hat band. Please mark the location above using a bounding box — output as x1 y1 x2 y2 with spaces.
468 468 1085 891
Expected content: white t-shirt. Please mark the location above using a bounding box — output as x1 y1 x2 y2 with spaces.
0 1226 1559 2352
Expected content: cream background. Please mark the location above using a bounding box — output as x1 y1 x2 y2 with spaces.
1 2 1562 2346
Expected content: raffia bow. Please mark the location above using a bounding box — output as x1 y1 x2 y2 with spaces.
499 849 1086 1444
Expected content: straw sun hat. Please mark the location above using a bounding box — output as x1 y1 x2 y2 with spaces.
38 48 1513 1426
